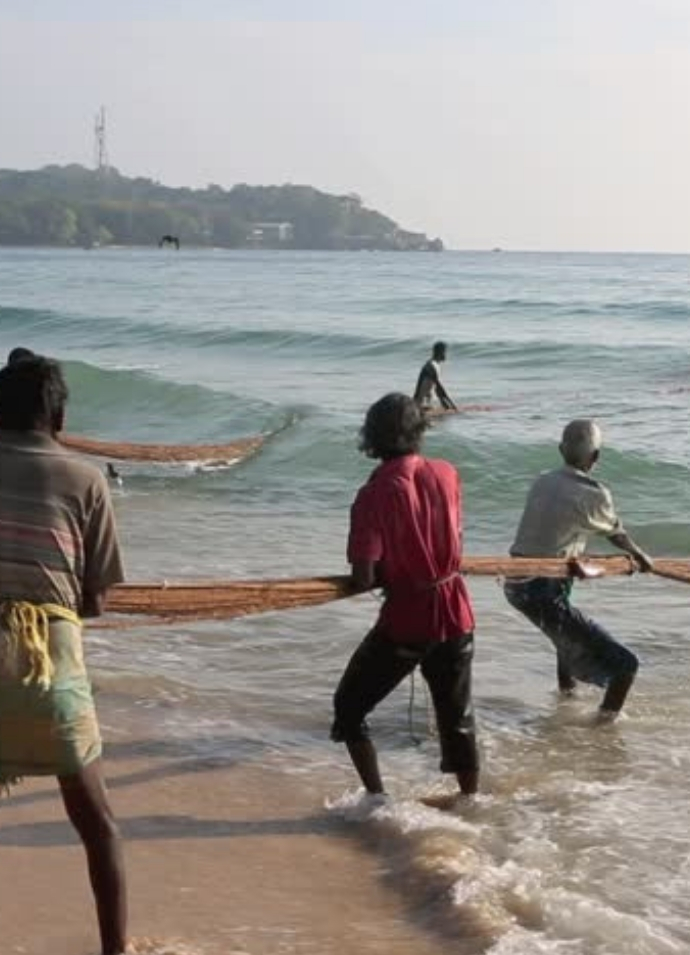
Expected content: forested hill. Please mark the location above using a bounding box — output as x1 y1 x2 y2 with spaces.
0 165 443 251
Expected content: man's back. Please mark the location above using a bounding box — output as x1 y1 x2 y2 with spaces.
349 454 474 640
511 465 620 559
0 431 122 610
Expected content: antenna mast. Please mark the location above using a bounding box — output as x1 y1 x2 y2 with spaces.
94 106 109 173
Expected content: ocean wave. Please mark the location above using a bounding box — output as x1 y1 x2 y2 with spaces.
367 295 690 321
60 358 282 443
2 304 683 368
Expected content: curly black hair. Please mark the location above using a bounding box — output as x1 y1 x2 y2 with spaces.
0 355 68 432
7 346 35 365
359 392 428 460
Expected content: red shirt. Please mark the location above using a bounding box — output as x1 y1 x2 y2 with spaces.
348 454 475 643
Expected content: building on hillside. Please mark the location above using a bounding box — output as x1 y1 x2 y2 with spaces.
391 229 444 252
247 221 294 246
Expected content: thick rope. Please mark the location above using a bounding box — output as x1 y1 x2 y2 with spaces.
0 601 81 689
407 672 436 746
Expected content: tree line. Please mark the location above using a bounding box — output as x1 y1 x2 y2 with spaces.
0 165 442 251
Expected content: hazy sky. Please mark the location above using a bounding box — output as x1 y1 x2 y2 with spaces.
1 1 688 251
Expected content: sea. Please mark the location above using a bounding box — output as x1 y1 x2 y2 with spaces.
1 247 689 955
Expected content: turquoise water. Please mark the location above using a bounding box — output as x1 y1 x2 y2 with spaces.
1 247 690 954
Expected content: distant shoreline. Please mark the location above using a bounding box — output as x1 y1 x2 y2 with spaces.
0 243 444 253
0 244 685 256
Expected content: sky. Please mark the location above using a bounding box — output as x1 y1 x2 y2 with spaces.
0 1 689 251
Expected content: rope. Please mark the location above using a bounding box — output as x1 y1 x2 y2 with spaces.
407 671 422 746
406 670 437 746
0 601 81 689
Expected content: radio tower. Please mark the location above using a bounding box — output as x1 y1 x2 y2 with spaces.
94 106 109 173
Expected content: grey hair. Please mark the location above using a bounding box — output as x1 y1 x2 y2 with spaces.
560 419 602 468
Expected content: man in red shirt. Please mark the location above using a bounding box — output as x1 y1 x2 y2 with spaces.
331 393 479 798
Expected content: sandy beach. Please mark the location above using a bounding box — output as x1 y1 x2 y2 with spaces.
0 732 458 955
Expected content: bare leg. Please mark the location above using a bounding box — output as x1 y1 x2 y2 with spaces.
334 631 417 796
421 639 479 802
455 769 478 796
58 759 127 955
345 739 385 794
600 671 635 716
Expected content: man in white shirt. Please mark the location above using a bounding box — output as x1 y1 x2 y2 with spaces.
505 419 653 719
413 342 457 410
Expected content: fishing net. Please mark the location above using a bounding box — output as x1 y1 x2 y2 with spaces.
97 576 353 628
60 433 267 463
91 556 688 629
425 404 500 417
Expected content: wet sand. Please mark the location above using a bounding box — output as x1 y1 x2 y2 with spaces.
0 741 456 955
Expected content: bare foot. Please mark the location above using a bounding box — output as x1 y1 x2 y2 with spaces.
123 938 203 955
593 708 619 726
419 792 462 811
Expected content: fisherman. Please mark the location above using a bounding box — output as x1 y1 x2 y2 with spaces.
106 462 124 488
413 341 458 411
504 419 653 720
0 356 129 955
331 393 479 801
6 346 34 365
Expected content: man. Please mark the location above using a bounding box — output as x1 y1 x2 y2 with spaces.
413 341 457 410
0 356 128 955
504 419 653 719
106 462 124 488
331 393 479 800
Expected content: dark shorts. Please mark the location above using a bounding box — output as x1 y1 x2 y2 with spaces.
331 628 478 775
504 577 638 688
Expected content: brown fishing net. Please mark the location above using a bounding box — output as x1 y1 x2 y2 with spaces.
425 404 499 418
60 433 267 463
97 576 353 628
90 556 688 629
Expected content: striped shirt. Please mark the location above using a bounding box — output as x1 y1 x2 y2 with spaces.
0 431 124 611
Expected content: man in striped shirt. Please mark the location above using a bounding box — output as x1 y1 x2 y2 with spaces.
0 356 128 955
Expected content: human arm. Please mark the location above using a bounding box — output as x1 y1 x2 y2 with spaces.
583 484 654 572
436 382 458 410
432 365 457 410
82 590 108 618
81 474 125 615
607 530 654 572
347 484 384 592
350 560 379 593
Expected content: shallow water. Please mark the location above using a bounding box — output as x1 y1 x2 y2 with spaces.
1 247 689 953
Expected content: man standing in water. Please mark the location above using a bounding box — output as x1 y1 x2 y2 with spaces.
413 341 458 411
0 356 128 955
505 419 653 720
331 393 479 801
